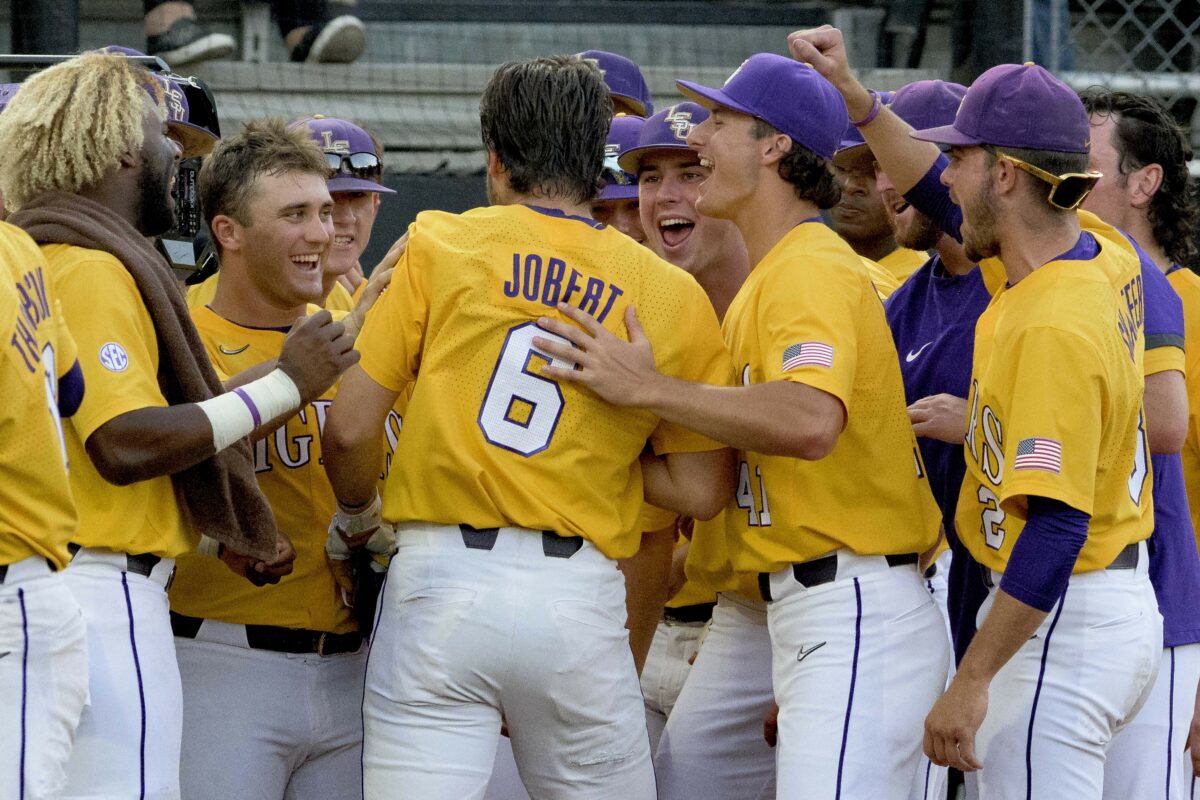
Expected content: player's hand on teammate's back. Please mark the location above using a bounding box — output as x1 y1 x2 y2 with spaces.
219 531 297 586
908 394 969 444
536 303 661 407
923 677 986 772
277 310 360 403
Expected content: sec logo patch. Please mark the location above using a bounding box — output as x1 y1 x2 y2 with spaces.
99 342 129 373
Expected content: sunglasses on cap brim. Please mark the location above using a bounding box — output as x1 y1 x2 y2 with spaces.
601 154 637 186
985 147 1101 211
324 151 382 182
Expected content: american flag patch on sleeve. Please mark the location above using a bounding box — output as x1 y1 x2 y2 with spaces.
782 342 834 371
1013 437 1062 473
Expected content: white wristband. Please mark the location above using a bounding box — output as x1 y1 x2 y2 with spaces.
196 368 302 452
197 535 222 558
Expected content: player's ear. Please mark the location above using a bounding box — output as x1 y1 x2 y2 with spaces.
486 150 505 180
1128 162 1163 210
210 214 242 253
759 132 791 168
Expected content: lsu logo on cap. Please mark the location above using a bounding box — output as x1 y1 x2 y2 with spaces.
665 107 695 141
319 130 351 154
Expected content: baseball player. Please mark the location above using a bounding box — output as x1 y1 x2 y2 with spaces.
168 118 399 800
831 119 929 283
617 100 750 757
789 28 1162 796
0 220 89 800
577 49 655 117
322 55 734 800
590 114 648 244
0 53 353 799
856 78 980 800
290 116 395 309
536 53 950 799
1078 89 1200 800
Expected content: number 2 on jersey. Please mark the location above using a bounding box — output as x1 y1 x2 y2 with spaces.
478 322 576 456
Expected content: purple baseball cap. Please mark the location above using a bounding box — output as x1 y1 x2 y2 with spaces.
578 50 654 117
0 84 19 114
600 115 645 201
101 46 219 157
676 53 848 161
911 63 1089 153
289 115 395 195
833 90 898 166
618 102 708 174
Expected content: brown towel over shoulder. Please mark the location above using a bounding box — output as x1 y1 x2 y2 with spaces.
11 190 278 561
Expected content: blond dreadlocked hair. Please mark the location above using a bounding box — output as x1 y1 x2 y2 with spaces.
0 52 164 211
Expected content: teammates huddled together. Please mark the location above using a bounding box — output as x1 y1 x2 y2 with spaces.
1 25 1199 800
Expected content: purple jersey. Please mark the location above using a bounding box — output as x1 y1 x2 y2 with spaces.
907 157 1200 649
884 254 991 663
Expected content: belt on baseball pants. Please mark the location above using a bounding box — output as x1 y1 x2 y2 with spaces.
68 544 174 587
758 552 918 602
0 557 57 585
170 612 364 656
979 541 1140 589
663 602 716 624
458 524 584 558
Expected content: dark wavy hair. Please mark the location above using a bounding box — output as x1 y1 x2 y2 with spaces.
1080 88 1199 266
751 118 841 209
480 55 612 204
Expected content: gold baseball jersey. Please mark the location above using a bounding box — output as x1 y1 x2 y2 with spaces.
170 305 404 632
355 204 732 560
694 220 940 578
860 256 901 300
956 213 1150 574
1167 266 1200 550
42 244 193 558
877 246 929 282
186 273 355 313
0 223 79 568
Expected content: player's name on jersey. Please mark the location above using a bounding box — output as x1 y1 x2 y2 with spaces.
10 264 53 373
503 252 625 324
249 398 402 476
1117 271 1144 362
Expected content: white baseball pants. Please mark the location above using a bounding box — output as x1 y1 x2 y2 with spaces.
0 559 88 800
363 524 654 800
971 548 1161 799
765 551 951 800
654 593 776 800
60 549 181 800
642 617 705 755
1105 643 1200 800
175 620 366 800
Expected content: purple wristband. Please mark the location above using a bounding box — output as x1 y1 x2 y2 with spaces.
851 91 881 128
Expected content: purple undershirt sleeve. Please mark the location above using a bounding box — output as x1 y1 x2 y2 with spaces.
901 154 964 244
998 496 1089 612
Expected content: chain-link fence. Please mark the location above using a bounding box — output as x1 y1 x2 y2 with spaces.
1051 0 1200 136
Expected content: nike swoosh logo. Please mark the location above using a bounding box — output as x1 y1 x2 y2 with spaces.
796 642 826 662
905 342 933 362
218 344 250 356
0 652 9 660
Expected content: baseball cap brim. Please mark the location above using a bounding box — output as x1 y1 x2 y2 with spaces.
618 143 693 175
599 183 640 201
327 175 396 194
832 140 872 168
909 123 983 148
170 120 218 159
675 80 761 121
612 93 650 117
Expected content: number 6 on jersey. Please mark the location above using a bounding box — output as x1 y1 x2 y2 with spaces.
478 322 576 456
